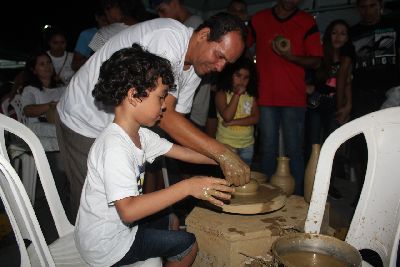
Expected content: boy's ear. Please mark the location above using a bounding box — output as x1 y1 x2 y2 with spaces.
128 87 138 105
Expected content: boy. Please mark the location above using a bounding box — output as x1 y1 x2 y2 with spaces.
74 44 234 267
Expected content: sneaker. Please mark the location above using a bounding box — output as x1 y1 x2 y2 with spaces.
328 186 343 200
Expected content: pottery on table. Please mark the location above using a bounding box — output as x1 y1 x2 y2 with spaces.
304 144 321 203
233 178 259 196
270 156 295 196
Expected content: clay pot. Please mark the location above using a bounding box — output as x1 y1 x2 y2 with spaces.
304 144 321 203
250 171 268 184
270 157 295 196
274 35 290 52
233 178 259 196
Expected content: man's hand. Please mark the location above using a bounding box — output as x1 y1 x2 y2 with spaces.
215 148 250 186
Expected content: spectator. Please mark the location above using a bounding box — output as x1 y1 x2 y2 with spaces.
215 56 259 166
45 27 75 85
89 0 154 52
71 7 109 71
248 0 323 195
305 19 355 199
350 0 400 204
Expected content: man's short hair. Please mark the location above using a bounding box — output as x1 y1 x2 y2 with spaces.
195 12 247 42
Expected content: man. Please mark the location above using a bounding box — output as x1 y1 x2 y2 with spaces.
56 12 248 221
151 0 208 129
248 0 323 195
350 0 399 203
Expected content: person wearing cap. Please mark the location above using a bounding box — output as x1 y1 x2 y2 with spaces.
55 12 248 222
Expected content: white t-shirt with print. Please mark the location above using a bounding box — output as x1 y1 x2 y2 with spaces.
74 124 173 267
88 22 129 52
57 18 201 138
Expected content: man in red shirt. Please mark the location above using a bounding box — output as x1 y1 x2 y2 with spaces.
248 0 323 195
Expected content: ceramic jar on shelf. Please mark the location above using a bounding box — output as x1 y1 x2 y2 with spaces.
270 156 295 196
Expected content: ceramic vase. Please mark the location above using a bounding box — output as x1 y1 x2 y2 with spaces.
270 156 295 196
304 144 321 203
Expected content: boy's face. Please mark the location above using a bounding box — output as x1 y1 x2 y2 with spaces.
135 77 169 127
358 0 382 25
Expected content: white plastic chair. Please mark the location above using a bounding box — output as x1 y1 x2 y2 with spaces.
304 107 400 267
1 95 37 205
0 113 161 266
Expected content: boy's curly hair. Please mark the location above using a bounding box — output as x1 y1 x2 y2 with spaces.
93 43 175 106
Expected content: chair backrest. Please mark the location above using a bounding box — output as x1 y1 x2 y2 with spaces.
9 94 27 124
0 113 73 237
304 107 400 266
0 153 55 266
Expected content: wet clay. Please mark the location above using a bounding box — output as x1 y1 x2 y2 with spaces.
280 251 351 267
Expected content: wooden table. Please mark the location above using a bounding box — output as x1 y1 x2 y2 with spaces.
186 195 330 267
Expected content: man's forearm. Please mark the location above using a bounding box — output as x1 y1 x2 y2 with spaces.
285 54 321 69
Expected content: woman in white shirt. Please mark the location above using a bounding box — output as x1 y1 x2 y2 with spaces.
21 51 65 152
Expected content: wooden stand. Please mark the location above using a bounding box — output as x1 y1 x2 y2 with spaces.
186 196 330 267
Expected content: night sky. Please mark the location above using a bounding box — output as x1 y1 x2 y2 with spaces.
1 0 100 56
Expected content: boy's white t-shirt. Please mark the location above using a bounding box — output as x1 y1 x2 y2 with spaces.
74 123 173 267
57 18 201 138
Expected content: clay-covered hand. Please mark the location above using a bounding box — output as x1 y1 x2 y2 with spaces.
215 148 250 186
188 176 234 206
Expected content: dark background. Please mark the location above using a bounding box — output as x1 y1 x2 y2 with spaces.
0 0 101 58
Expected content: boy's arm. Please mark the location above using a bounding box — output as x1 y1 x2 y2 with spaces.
115 177 233 223
165 144 217 165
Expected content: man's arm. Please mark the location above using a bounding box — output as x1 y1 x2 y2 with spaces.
159 94 250 185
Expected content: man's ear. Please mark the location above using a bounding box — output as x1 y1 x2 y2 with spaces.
198 27 210 41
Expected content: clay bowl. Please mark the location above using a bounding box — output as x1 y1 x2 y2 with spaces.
271 233 362 267
233 178 259 196
250 171 268 184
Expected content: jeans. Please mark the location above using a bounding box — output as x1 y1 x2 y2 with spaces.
259 106 306 195
112 213 196 266
235 145 254 166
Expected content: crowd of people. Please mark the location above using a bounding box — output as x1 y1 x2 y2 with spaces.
1 0 399 266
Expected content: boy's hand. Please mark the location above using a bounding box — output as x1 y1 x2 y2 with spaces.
188 176 234 206
215 148 250 186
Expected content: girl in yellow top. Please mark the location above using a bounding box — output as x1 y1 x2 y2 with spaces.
215 57 259 166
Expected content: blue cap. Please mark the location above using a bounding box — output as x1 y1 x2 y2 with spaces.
149 0 165 8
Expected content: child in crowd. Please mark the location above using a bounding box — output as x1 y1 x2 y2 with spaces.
74 44 234 267
215 56 259 166
305 19 354 199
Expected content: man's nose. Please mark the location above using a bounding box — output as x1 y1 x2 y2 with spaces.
215 61 226 72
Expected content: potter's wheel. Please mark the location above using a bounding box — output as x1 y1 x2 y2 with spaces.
207 179 287 215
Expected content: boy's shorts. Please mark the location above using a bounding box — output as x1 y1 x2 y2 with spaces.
112 213 196 266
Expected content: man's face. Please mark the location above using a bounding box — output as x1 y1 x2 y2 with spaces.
278 0 302 12
358 0 382 25
191 29 245 76
155 1 179 20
